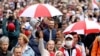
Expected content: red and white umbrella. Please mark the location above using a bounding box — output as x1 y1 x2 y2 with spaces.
18 4 63 18
63 20 100 35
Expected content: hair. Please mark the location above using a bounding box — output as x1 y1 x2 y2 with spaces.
55 38 62 44
19 33 29 43
56 28 63 33
0 36 9 45
35 30 43 39
13 45 22 53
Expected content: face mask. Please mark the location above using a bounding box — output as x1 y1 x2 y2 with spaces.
24 30 31 37
65 40 73 48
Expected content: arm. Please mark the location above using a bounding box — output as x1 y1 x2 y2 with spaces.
2 19 8 36
38 31 49 56
91 37 98 56
12 19 20 37
39 38 45 54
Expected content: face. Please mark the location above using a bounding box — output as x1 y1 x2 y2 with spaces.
62 23 68 30
1 42 9 51
21 25 25 33
18 37 24 45
47 40 55 51
48 21 54 29
65 38 73 48
22 17 27 22
56 41 62 49
14 48 22 56
73 34 79 42
56 31 62 38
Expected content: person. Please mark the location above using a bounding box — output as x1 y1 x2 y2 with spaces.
59 34 82 56
39 30 55 56
29 18 41 38
55 38 63 51
70 32 86 56
13 33 35 56
13 46 22 56
0 36 12 56
2 11 20 50
29 30 46 56
56 29 65 43
91 35 100 56
43 20 56 42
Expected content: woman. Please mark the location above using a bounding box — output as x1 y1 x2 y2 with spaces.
13 33 35 56
39 30 55 56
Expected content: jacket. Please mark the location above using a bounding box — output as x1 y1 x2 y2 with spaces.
2 19 20 50
28 35 41 56
91 36 100 56
59 46 82 56
22 45 35 56
0 50 12 56
43 28 56 42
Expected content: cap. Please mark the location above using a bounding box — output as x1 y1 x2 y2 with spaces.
65 34 73 39
7 22 15 31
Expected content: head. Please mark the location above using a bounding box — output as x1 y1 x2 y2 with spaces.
56 29 63 38
55 38 62 50
61 22 69 31
70 32 79 43
7 22 15 32
29 18 40 29
21 17 27 23
46 40 55 52
20 24 25 33
65 34 74 49
24 23 33 37
13 46 22 56
0 36 9 52
18 33 29 46
48 20 55 29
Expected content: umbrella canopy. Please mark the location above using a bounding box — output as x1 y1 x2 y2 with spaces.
63 20 100 35
18 4 63 18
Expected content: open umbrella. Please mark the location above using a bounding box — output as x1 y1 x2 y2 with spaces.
63 20 100 35
18 4 63 18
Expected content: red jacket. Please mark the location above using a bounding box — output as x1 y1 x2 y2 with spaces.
59 47 82 56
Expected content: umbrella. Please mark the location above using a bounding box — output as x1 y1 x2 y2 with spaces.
18 4 63 18
63 20 100 35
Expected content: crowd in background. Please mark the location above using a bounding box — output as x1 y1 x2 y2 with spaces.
0 0 100 56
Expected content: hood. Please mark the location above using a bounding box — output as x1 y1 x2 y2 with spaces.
29 18 40 27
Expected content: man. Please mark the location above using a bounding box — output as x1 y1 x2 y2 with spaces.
13 46 22 56
43 20 56 42
2 11 20 50
60 34 82 56
0 36 12 56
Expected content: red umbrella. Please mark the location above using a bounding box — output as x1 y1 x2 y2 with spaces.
18 4 63 18
63 20 100 35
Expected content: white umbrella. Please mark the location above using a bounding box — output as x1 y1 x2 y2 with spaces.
18 4 63 18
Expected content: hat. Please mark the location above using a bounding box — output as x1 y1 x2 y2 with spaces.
24 22 33 30
7 22 15 31
65 34 73 39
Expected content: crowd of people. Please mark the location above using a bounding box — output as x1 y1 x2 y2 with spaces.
0 0 100 56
